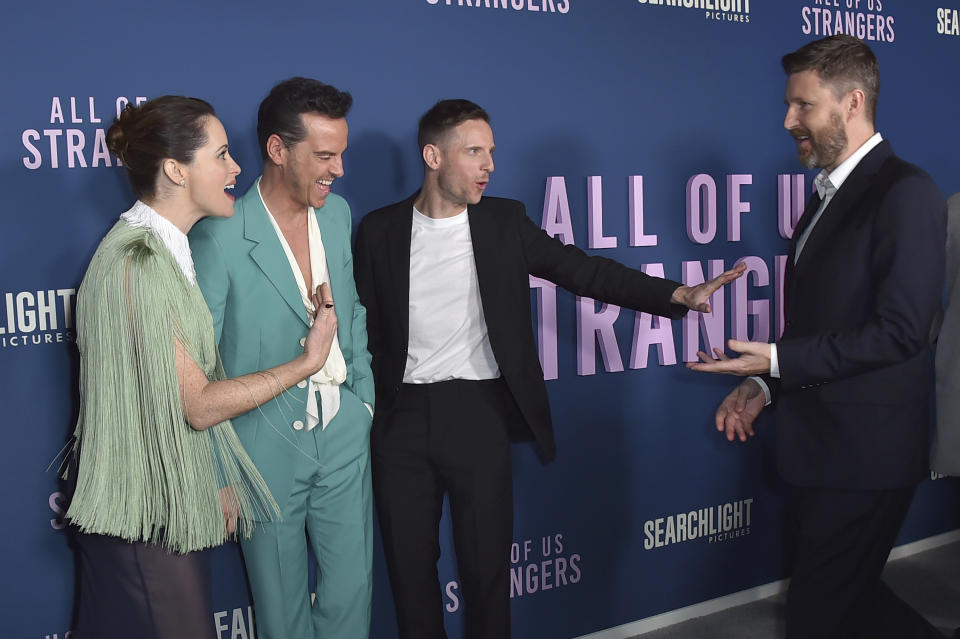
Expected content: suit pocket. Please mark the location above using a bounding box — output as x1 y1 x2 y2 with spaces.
342 385 374 431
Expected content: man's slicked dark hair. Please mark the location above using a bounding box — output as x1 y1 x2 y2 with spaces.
781 34 880 125
257 77 352 159
417 99 489 152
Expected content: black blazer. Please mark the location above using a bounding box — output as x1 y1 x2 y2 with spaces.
768 140 946 489
354 194 686 461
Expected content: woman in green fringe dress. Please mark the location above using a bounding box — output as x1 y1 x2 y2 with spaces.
66 96 339 639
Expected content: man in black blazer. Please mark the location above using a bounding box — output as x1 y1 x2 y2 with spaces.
690 35 947 638
354 99 745 639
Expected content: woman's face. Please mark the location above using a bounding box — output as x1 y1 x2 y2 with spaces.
184 116 241 218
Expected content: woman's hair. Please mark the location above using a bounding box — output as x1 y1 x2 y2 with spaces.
106 96 216 200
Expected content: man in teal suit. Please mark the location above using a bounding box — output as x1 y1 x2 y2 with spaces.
190 78 375 639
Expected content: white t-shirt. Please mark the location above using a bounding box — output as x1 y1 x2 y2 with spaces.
403 206 500 383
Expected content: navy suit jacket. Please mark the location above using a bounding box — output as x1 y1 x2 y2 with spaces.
354 194 686 462
767 140 946 489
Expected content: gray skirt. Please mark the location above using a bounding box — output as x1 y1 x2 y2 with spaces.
72 530 216 639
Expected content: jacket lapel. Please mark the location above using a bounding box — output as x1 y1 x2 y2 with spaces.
468 198 510 355
241 180 310 327
391 194 415 345
792 141 892 274
468 198 496 309
784 190 822 297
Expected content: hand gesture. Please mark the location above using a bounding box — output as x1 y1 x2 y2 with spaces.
715 378 765 442
671 262 747 313
686 339 771 376
304 282 338 373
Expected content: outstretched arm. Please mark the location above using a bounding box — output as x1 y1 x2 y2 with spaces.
517 204 745 316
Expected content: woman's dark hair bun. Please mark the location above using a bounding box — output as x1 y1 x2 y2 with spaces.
106 103 136 166
105 96 216 200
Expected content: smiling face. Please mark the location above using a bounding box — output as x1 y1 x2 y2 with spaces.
183 116 241 218
279 112 348 210
433 118 495 209
783 69 851 172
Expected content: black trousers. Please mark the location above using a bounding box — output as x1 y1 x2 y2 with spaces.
73 531 215 639
785 485 945 639
372 378 523 639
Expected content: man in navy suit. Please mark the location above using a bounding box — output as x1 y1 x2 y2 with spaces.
355 99 745 639
690 35 947 638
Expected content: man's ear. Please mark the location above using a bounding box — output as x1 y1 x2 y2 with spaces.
266 134 287 167
422 143 441 171
846 88 866 120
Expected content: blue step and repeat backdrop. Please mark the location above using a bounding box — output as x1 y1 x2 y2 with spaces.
3 2 960 638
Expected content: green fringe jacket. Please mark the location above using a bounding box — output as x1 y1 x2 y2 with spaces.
66 220 278 553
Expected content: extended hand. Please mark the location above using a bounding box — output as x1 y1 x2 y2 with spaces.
304 282 338 372
686 339 771 376
671 262 747 313
715 378 765 442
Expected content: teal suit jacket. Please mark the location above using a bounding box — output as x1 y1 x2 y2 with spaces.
190 179 374 503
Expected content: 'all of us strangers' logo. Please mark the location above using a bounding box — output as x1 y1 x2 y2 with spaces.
424 0 571 14
800 0 895 42
443 531 582 613
21 95 147 170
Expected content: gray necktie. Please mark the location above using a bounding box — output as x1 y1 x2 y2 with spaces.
794 173 836 262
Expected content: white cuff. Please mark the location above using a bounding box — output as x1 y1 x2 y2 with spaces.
750 376 773 406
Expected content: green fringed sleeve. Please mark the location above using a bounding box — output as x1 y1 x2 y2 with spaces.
67 221 279 553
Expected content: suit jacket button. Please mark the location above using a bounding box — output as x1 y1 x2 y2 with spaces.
297 380 308 389
299 337 306 347
293 420 304 431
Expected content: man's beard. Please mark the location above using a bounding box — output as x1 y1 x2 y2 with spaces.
797 111 848 170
